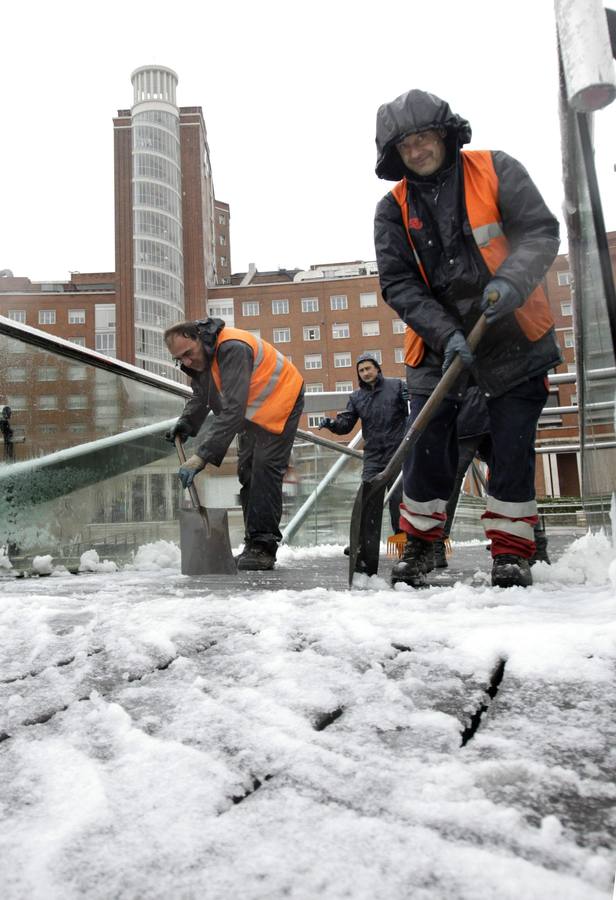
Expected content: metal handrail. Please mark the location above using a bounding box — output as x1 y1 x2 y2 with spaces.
2 316 614 461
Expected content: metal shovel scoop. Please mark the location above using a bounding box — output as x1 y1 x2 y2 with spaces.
175 437 237 576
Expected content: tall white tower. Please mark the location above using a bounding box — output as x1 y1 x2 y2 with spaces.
130 65 185 379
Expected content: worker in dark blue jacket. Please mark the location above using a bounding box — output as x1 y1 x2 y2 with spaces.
319 352 409 572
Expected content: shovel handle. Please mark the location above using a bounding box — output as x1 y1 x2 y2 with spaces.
371 313 489 488
174 435 205 514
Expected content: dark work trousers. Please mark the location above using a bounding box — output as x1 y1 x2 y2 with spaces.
442 432 549 557
442 435 491 538
237 390 304 548
404 375 548 526
359 474 402 558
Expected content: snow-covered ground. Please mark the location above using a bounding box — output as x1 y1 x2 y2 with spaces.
1 532 615 900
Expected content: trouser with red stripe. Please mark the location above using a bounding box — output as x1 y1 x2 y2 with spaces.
400 375 548 558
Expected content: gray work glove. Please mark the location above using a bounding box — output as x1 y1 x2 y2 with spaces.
178 455 205 489
165 420 193 444
318 417 335 430
442 331 474 374
480 277 523 324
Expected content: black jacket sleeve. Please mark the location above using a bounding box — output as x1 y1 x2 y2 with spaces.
176 376 211 437
491 151 560 298
196 340 254 466
327 394 360 435
374 194 461 352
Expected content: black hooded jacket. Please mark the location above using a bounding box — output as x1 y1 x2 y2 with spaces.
325 353 409 479
374 90 561 398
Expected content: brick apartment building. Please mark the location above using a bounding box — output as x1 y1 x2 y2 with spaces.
1 65 615 498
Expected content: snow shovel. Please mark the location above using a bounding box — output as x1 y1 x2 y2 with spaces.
175 437 237 576
348 313 489 584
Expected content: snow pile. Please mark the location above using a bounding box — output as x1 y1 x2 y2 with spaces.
533 530 616 586
277 542 347 562
0 546 12 569
129 540 181 570
31 554 54 575
78 549 118 573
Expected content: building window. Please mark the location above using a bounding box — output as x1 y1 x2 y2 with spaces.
67 395 88 410
301 297 319 313
7 367 26 382
6 338 25 353
305 383 323 392
67 366 87 381
330 295 348 310
38 395 58 410
360 292 378 308
96 333 115 353
245 328 261 338
332 323 350 340
8 310 26 323
38 424 58 434
365 349 382 364
69 336 86 346
304 354 322 370
394 347 405 363
218 214 226 225
303 325 320 341
560 302 572 316
336 381 353 392
557 271 572 286
272 299 289 315
392 319 405 334
242 301 260 316
219 234 226 246
208 301 234 322
334 352 352 368
273 327 291 343
564 330 574 348
68 423 87 433
307 414 324 428
566 363 576 373
68 309 86 324
37 367 58 381
570 393 578 406
38 309 56 325
7 395 27 410
362 321 380 337
220 256 227 266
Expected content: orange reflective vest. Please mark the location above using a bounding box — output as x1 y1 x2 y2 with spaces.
391 150 555 367
211 327 303 434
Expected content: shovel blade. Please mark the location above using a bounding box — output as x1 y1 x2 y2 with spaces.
179 507 237 576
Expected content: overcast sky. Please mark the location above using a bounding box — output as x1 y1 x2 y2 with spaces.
2 0 615 281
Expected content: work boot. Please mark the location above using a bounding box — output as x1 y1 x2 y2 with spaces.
391 536 434 587
491 554 532 588
433 539 448 569
236 541 276 571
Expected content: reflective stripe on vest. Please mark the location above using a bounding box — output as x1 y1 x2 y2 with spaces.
211 327 303 434
391 150 555 367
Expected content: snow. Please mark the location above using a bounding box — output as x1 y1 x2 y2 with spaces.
0 532 615 899
78 549 118 574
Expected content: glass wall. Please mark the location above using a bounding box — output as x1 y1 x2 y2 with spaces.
0 322 367 567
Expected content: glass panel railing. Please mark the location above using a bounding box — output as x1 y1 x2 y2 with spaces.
0 320 368 566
